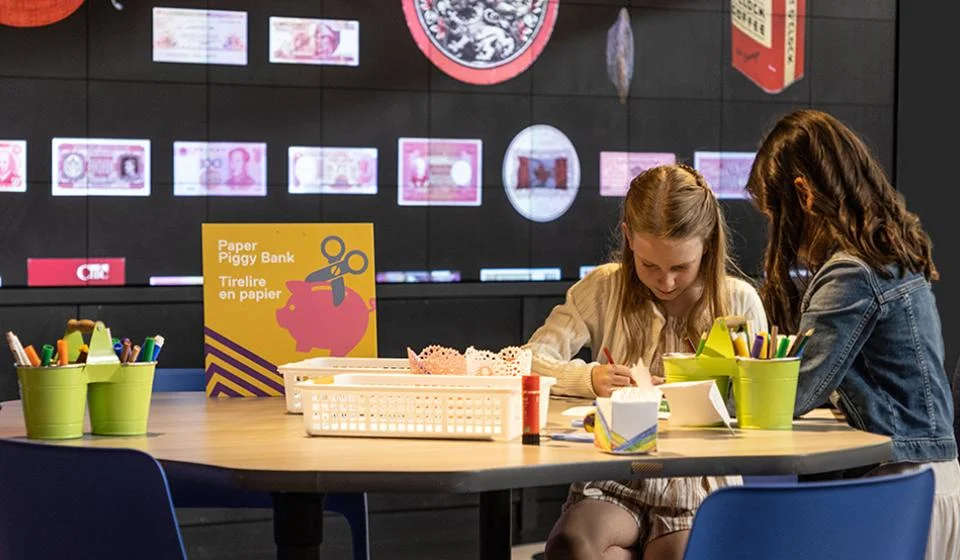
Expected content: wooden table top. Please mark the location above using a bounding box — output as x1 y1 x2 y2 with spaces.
0 393 891 493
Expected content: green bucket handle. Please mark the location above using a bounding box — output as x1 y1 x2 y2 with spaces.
64 321 152 383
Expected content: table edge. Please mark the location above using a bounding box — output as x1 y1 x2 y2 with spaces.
162 440 893 494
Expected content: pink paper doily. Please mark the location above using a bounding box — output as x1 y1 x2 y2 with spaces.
407 345 466 375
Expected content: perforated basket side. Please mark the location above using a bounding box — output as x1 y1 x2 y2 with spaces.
332 373 522 390
299 384 521 441
282 371 312 413
278 358 412 414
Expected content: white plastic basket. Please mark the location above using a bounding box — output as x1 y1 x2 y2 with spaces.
297 373 556 441
278 357 410 414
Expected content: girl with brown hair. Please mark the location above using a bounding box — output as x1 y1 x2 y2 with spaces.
746 109 960 559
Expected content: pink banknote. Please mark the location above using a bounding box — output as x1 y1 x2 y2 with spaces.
693 151 756 200
153 7 247 66
269 17 360 66
173 141 266 197
397 138 482 206
288 147 377 194
51 138 150 196
599 152 676 197
0 140 26 192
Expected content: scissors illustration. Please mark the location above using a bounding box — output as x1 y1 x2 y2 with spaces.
305 235 369 306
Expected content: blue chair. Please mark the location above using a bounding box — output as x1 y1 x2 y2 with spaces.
0 438 187 560
154 368 370 560
684 467 935 560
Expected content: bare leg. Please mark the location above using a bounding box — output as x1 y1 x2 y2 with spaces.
545 500 642 560
642 530 689 560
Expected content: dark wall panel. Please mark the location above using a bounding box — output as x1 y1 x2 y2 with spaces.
897 3 960 386
76 303 205 369
377 297 524 358
0 2 896 287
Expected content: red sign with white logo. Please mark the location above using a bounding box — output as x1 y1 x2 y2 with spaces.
27 258 126 287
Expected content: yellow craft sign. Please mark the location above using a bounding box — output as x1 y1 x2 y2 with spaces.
201 223 377 397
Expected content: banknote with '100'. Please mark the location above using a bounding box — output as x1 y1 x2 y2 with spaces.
174 141 267 196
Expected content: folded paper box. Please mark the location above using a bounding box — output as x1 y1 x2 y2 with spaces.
658 380 734 431
594 387 661 455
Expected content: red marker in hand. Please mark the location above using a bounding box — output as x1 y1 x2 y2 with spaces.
603 347 616 366
602 347 636 386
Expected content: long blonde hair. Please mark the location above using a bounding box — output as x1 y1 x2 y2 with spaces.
617 164 733 364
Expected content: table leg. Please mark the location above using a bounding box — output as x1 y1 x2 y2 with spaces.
272 492 325 560
479 489 513 560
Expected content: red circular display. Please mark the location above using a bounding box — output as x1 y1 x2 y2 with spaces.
402 0 559 85
0 0 85 27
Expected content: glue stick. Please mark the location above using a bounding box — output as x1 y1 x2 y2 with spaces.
522 375 540 446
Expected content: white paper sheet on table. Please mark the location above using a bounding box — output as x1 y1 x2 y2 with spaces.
657 380 733 430
561 405 596 417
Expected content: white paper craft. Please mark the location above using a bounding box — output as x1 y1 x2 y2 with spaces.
657 380 734 433
601 387 663 427
628 361 654 389
594 385 662 454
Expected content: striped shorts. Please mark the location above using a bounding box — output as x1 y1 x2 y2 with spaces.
563 475 742 549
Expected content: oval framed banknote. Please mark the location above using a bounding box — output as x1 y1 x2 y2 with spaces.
401 0 559 85
502 124 580 223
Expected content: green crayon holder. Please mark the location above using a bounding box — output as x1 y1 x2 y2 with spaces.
16 321 156 440
16 364 87 440
662 317 802 430
662 317 738 399
732 357 801 431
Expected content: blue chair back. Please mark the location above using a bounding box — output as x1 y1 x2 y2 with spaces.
152 368 207 392
0 438 187 560
684 467 934 560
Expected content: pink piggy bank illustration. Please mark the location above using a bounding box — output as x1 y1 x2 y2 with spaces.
276 280 376 355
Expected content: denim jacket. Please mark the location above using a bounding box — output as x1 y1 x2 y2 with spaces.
794 253 957 463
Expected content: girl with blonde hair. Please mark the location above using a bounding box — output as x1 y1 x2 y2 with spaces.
528 164 767 559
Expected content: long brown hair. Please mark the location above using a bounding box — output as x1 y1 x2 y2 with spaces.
617 164 733 365
747 109 937 332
